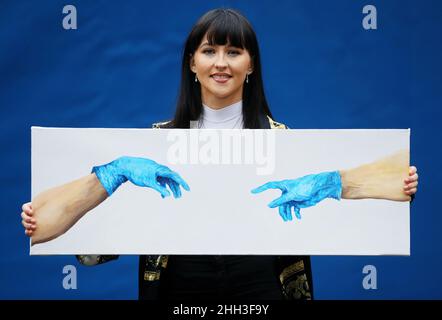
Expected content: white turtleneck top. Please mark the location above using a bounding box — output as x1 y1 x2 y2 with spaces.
191 100 244 129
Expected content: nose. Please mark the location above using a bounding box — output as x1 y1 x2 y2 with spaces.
214 52 228 69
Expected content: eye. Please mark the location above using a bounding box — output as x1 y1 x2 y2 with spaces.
202 48 215 55
228 50 241 56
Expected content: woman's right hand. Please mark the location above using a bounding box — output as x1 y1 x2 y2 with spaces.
21 202 36 237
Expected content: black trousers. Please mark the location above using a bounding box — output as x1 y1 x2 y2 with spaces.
159 255 285 300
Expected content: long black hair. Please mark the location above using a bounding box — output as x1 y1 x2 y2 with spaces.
171 8 273 129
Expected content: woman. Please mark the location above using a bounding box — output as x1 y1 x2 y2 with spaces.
21 8 419 300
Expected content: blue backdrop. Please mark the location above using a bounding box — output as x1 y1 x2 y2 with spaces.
1 0 441 299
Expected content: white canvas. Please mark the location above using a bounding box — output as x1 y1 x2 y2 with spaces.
30 128 410 255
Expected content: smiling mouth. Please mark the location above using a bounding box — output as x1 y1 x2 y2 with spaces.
211 74 232 83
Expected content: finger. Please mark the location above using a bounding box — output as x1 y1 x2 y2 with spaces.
156 178 168 198
167 179 181 199
268 193 290 208
170 177 186 198
293 206 302 220
403 181 418 190
160 178 180 198
161 169 190 191
162 171 190 192
22 220 36 230
151 183 171 198
405 173 418 183
278 205 287 222
410 173 418 181
22 202 33 215
157 178 166 188
404 173 418 185
409 166 417 175
405 188 417 195
173 181 183 198
251 182 283 194
21 212 35 224
166 180 178 198
285 203 293 221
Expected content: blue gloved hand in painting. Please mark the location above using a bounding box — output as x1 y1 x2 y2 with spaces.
92 156 190 198
251 171 342 221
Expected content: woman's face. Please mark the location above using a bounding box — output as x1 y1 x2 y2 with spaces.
191 35 253 109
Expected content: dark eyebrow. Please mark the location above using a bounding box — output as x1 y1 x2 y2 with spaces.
199 42 242 50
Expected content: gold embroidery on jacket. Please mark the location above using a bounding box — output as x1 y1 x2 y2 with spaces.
152 120 172 128
144 271 161 281
142 255 165 282
267 115 288 129
279 260 312 300
279 260 305 283
161 255 169 268
284 274 312 300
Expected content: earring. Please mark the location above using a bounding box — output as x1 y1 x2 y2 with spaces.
246 73 249 84
195 74 198 82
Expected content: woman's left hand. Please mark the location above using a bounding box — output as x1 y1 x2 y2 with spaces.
404 166 419 195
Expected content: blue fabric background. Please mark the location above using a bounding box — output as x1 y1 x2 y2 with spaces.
1 0 441 299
